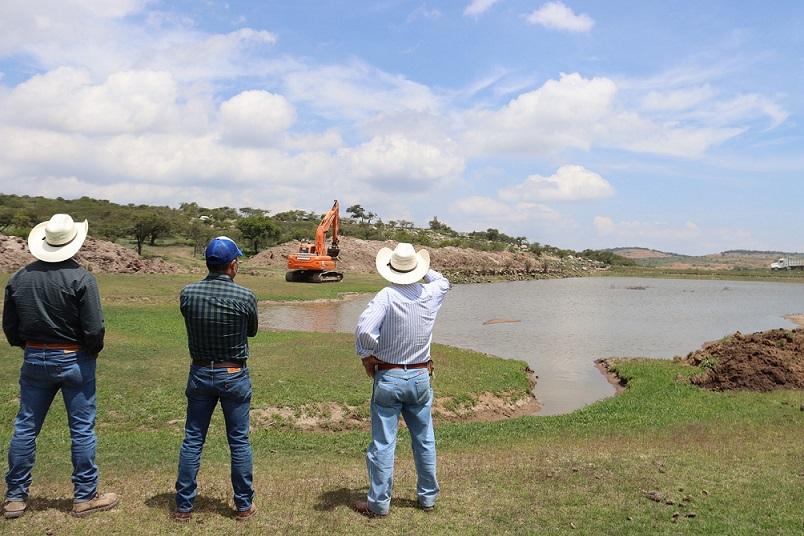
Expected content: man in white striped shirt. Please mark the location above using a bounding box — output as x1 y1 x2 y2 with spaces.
352 243 451 518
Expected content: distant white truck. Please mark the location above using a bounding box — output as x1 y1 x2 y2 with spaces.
770 257 804 270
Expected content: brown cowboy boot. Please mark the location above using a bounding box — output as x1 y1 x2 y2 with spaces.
71 492 120 518
2 500 27 519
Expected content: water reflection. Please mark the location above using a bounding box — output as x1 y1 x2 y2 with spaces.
261 277 804 415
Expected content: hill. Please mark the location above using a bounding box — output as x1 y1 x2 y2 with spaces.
0 234 187 274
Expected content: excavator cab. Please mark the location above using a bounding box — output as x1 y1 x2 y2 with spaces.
285 200 343 283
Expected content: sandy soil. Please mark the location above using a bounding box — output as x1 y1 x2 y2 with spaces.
246 367 540 431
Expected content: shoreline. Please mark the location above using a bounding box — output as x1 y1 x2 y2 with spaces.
785 313 804 327
595 359 628 394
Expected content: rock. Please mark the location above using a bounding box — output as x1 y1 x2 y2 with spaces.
643 490 664 503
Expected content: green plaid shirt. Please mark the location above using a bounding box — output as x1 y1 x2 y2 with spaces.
180 273 258 362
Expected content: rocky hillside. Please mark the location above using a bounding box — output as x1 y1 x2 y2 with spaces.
249 236 607 282
0 234 187 274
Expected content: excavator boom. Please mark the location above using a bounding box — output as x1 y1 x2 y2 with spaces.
286 200 343 283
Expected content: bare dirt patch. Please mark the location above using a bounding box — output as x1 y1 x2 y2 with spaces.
680 329 804 391
0 234 187 274
250 388 541 432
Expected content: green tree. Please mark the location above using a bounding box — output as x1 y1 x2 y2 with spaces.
185 218 215 256
147 214 173 246
346 204 366 223
130 213 160 255
236 215 280 255
0 207 15 233
239 207 269 218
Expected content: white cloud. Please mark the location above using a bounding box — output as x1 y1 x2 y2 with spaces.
463 72 746 158
281 129 344 152
526 2 594 33
594 216 701 242
2 67 180 135
450 196 567 231
337 135 464 191
464 73 616 155
499 165 614 202
283 60 440 121
219 90 296 146
708 94 788 129
464 0 502 17
452 196 518 219
641 85 716 112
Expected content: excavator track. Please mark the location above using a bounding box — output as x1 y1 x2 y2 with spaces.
285 270 343 283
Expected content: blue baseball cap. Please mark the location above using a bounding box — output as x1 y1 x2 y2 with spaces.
205 236 244 264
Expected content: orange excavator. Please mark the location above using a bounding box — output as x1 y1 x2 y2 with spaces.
285 200 343 283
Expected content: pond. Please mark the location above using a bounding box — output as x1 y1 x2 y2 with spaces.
261 277 804 415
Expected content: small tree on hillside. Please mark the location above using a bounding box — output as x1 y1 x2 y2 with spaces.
236 215 280 255
130 213 160 255
346 204 366 223
186 218 216 256
147 214 173 246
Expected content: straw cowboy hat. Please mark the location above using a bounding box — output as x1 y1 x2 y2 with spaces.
28 214 89 263
375 243 430 285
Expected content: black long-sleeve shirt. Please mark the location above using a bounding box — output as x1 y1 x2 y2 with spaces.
3 259 105 356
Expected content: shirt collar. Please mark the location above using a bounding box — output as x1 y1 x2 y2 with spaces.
205 273 233 282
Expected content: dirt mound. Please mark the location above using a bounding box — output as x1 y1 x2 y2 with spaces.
0 234 187 274
681 329 804 391
249 236 605 281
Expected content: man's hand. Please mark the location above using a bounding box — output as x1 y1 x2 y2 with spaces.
361 356 381 379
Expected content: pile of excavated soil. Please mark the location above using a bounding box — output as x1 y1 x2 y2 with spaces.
681 329 804 391
249 236 605 281
0 234 187 274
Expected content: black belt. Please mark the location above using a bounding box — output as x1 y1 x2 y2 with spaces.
376 360 431 370
192 360 245 368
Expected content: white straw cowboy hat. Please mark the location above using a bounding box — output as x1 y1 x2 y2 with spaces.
375 243 430 285
28 214 89 263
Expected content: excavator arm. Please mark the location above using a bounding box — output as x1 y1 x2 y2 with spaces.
286 200 343 283
315 200 340 257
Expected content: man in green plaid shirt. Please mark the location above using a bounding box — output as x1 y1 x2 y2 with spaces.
174 236 258 522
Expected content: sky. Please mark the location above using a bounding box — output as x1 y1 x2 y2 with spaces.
0 0 802 255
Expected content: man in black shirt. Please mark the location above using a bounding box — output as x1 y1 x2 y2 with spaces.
2 214 119 519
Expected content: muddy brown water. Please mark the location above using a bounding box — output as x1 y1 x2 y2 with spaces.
260 277 804 415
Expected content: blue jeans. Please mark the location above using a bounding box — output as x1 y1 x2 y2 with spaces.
366 368 439 515
5 348 99 502
175 365 253 512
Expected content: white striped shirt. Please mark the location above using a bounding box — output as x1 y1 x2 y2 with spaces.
355 269 451 364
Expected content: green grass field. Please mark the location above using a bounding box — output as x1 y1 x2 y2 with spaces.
0 273 802 535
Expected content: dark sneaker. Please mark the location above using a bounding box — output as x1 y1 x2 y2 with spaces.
3 500 27 519
234 504 257 521
352 500 387 518
71 492 120 518
173 510 191 523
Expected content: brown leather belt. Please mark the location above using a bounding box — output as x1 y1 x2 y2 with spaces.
26 341 81 351
192 360 245 369
376 361 431 370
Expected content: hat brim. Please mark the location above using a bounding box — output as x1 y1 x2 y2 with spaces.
27 220 88 263
375 247 430 284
